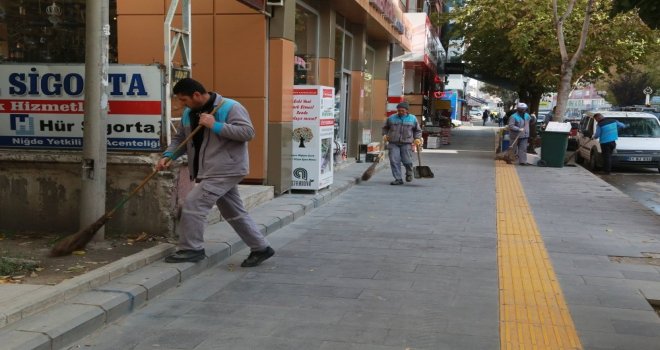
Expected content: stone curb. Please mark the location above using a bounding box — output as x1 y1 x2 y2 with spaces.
0 161 386 350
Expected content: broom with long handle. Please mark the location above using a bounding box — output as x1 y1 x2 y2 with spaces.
361 140 385 181
51 104 221 257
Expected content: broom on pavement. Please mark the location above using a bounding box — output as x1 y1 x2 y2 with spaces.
361 141 385 181
51 104 222 257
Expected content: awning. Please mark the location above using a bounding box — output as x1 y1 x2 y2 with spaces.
392 52 435 72
392 52 424 62
467 95 488 107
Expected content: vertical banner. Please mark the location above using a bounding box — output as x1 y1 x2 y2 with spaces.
292 85 335 190
0 64 163 151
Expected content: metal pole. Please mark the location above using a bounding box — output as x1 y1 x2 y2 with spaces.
80 0 109 242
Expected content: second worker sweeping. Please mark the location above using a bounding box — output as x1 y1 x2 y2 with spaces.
382 102 423 185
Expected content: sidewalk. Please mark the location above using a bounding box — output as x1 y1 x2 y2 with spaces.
0 157 387 350
4 126 660 350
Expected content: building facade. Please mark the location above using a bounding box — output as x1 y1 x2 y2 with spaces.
117 0 411 194
0 0 416 234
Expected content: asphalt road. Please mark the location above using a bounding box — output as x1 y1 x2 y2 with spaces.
592 167 660 215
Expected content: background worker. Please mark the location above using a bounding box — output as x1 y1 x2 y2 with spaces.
382 102 423 185
156 78 274 267
508 103 531 165
593 113 626 175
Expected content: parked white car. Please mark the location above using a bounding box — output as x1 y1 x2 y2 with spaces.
469 108 483 117
575 111 660 172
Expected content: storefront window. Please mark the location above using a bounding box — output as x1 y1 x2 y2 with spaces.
294 2 318 85
333 24 353 144
363 46 375 138
0 0 118 63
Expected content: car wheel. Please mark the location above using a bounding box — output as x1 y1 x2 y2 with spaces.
588 151 599 171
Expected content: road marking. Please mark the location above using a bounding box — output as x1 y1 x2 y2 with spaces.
496 161 582 349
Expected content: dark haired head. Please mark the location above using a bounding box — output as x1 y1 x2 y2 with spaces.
172 78 207 97
594 113 604 121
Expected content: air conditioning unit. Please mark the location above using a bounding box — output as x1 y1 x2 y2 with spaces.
267 0 284 6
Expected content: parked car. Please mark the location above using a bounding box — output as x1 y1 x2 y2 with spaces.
620 106 660 121
563 115 582 151
469 108 483 118
575 111 660 172
535 112 550 133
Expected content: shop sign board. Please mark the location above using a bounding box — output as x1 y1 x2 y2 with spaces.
0 64 163 151
369 0 407 35
292 85 334 191
443 63 465 75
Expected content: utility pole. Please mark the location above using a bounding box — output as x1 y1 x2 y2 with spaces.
80 0 110 242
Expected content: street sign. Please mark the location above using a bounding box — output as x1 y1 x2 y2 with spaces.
0 64 163 151
643 86 653 106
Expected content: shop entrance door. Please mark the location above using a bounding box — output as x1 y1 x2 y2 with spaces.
337 72 351 143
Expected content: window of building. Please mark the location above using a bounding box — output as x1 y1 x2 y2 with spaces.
0 0 118 63
334 21 353 143
294 1 319 85
363 46 375 133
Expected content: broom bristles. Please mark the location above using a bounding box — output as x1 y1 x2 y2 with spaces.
361 152 385 181
50 215 112 256
361 162 378 181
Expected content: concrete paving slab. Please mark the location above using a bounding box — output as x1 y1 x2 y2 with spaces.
14 303 104 350
0 329 51 350
68 290 131 324
112 266 180 300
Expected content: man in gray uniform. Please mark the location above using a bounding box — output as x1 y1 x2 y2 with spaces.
382 102 423 185
157 78 274 266
508 102 531 165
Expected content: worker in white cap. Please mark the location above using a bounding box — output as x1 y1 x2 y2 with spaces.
508 102 531 165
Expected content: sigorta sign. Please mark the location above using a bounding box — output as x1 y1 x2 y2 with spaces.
0 64 163 151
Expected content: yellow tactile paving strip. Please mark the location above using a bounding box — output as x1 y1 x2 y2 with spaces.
496 161 582 349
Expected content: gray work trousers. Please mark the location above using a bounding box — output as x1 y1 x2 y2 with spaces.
177 176 268 252
515 138 529 164
388 142 413 180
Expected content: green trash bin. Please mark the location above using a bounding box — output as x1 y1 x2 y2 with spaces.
540 130 569 167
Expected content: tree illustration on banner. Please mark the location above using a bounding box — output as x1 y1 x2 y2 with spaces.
292 127 313 148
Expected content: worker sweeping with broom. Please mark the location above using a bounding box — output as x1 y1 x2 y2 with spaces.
382 102 423 185
156 78 274 266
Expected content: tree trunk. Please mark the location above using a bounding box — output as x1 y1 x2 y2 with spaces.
527 90 543 152
529 91 542 116
554 68 573 121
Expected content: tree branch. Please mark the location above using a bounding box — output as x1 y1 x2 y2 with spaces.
562 0 577 21
554 0 577 62
569 0 595 68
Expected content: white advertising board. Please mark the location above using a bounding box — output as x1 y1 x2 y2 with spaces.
0 64 163 151
292 85 335 190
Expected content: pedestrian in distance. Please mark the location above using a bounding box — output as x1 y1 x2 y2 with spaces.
593 113 626 175
156 78 274 267
482 109 489 126
498 110 505 127
382 102 423 185
508 103 531 165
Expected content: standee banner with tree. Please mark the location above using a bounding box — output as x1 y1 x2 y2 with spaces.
292 85 334 190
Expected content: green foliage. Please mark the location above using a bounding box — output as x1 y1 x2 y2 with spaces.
0 256 38 276
439 0 658 94
611 0 660 29
480 84 518 107
605 69 653 106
